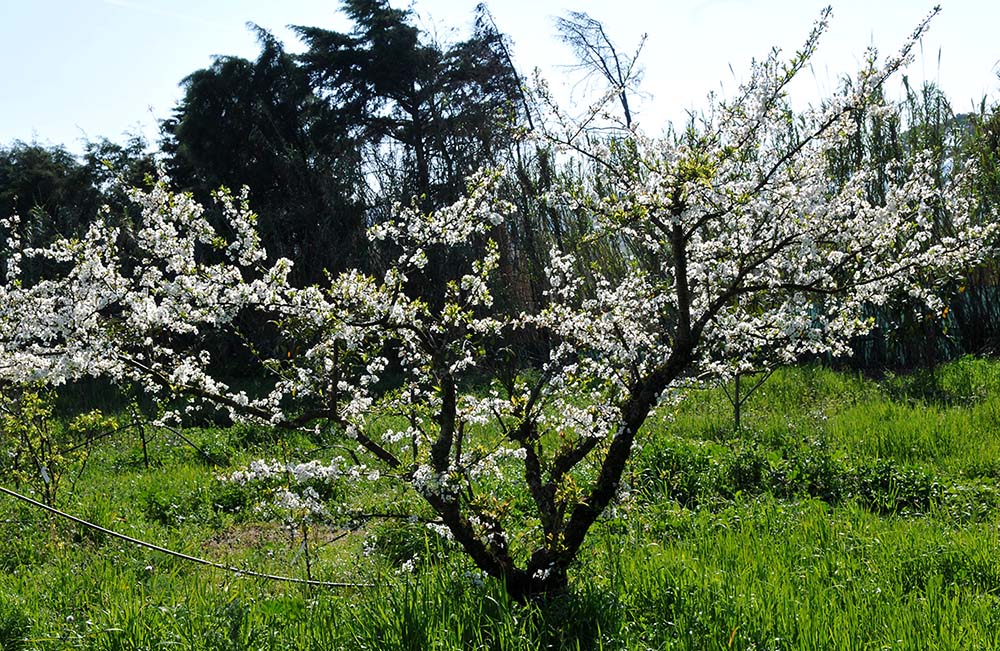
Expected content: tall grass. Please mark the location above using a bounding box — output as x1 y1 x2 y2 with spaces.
2 358 1000 649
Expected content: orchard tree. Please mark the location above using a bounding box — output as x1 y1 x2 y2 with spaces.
0 7 993 599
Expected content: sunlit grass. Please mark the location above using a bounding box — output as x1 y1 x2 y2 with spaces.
2 358 1000 649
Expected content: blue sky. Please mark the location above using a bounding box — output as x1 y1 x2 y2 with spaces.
2 0 998 153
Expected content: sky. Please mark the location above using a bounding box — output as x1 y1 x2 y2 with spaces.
2 0 999 154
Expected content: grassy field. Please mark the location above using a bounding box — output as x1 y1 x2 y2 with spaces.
3 358 1000 649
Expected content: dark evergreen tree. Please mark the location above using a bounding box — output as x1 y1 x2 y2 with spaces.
291 1 527 308
161 27 367 284
0 142 100 246
83 135 158 216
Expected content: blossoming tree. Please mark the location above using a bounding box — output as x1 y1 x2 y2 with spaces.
0 8 993 599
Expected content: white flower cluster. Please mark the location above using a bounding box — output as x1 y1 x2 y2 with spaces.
220 456 380 525
529 5 995 408
271 486 327 521
222 458 346 486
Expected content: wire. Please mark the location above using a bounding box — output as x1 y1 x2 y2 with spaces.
0 485 370 589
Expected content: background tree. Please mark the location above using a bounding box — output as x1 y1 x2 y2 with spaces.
161 27 367 284
823 73 1000 368
293 0 526 307
948 89 1000 359
554 10 645 129
294 0 522 207
0 139 153 284
82 135 158 219
0 142 100 250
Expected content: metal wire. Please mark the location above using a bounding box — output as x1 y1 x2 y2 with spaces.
0 484 370 589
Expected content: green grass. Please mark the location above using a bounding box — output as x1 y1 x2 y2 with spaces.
3 358 1000 648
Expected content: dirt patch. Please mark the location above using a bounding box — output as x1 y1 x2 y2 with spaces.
203 522 357 556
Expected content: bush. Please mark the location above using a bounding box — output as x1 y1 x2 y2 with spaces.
851 459 941 514
0 596 30 651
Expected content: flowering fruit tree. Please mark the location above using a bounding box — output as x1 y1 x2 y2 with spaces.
0 8 992 599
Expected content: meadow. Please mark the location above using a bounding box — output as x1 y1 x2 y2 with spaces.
3 357 1000 650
